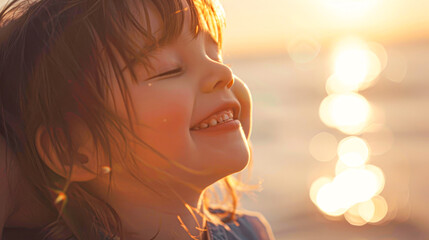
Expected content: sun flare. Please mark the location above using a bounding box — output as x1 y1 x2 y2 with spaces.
324 0 379 17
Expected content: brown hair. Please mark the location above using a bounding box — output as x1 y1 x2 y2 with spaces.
0 0 255 239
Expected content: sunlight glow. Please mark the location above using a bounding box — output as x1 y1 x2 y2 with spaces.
324 0 379 18
343 195 389 225
334 168 379 204
313 37 390 227
335 49 368 88
369 195 389 223
368 42 388 72
335 159 351 175
315 166 385 217
358 199 376 222
365 164 385 196
310 177 333 205
319 93 371 134
325 74 358 94
338 136 369 167
316 182 348 216
345 203 368 226
330 44 381 93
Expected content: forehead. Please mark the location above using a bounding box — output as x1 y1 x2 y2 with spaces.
100 0 223 75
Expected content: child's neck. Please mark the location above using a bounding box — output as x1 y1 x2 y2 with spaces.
118 202 205 239
93 180 207 240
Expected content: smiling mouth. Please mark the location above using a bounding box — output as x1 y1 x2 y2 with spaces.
190 109 234 131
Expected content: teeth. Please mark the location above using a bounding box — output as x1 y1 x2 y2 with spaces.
209 118 218 126
223 114 230 121
192 109 235 130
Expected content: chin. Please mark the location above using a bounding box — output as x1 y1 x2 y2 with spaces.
214 141 250 177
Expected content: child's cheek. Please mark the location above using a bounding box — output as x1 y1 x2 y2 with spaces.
128 84 195 170
131 83 193 132
231 76 252 140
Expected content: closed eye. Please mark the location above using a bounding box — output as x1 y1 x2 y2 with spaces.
146 67 183 80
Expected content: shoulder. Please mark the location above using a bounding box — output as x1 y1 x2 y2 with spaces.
233 209 275 240
207 208 275 240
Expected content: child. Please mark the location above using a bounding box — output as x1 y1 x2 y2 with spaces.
0 0 274 239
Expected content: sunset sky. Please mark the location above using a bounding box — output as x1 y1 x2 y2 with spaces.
220 0 429 55
1 0 428 56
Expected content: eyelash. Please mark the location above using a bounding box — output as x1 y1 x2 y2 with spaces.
158 68 182 77
148 67 183 80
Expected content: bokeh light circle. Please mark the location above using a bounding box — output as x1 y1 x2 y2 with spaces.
333 46 381 92
338 136 370 167
319 93 371 134
287 35 321 64
369 195 389 223
309 132 338 162
310 176 333 204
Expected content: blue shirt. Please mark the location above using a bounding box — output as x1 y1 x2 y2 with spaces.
72 208 275 240
205 208 275 240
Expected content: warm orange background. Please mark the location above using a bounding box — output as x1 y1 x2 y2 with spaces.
221 0 429 239
221 0 429 56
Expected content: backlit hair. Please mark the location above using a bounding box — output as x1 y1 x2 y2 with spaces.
0 0 256 239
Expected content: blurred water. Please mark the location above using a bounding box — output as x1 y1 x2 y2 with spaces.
225 40 429 240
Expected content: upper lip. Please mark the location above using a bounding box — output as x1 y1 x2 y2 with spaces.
191 100 241 129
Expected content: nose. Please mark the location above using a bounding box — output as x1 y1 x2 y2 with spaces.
199 58 234 93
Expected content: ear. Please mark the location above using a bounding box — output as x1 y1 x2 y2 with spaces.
35 116 99 182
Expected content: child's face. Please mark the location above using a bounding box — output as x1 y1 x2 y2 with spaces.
106 2 250 189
